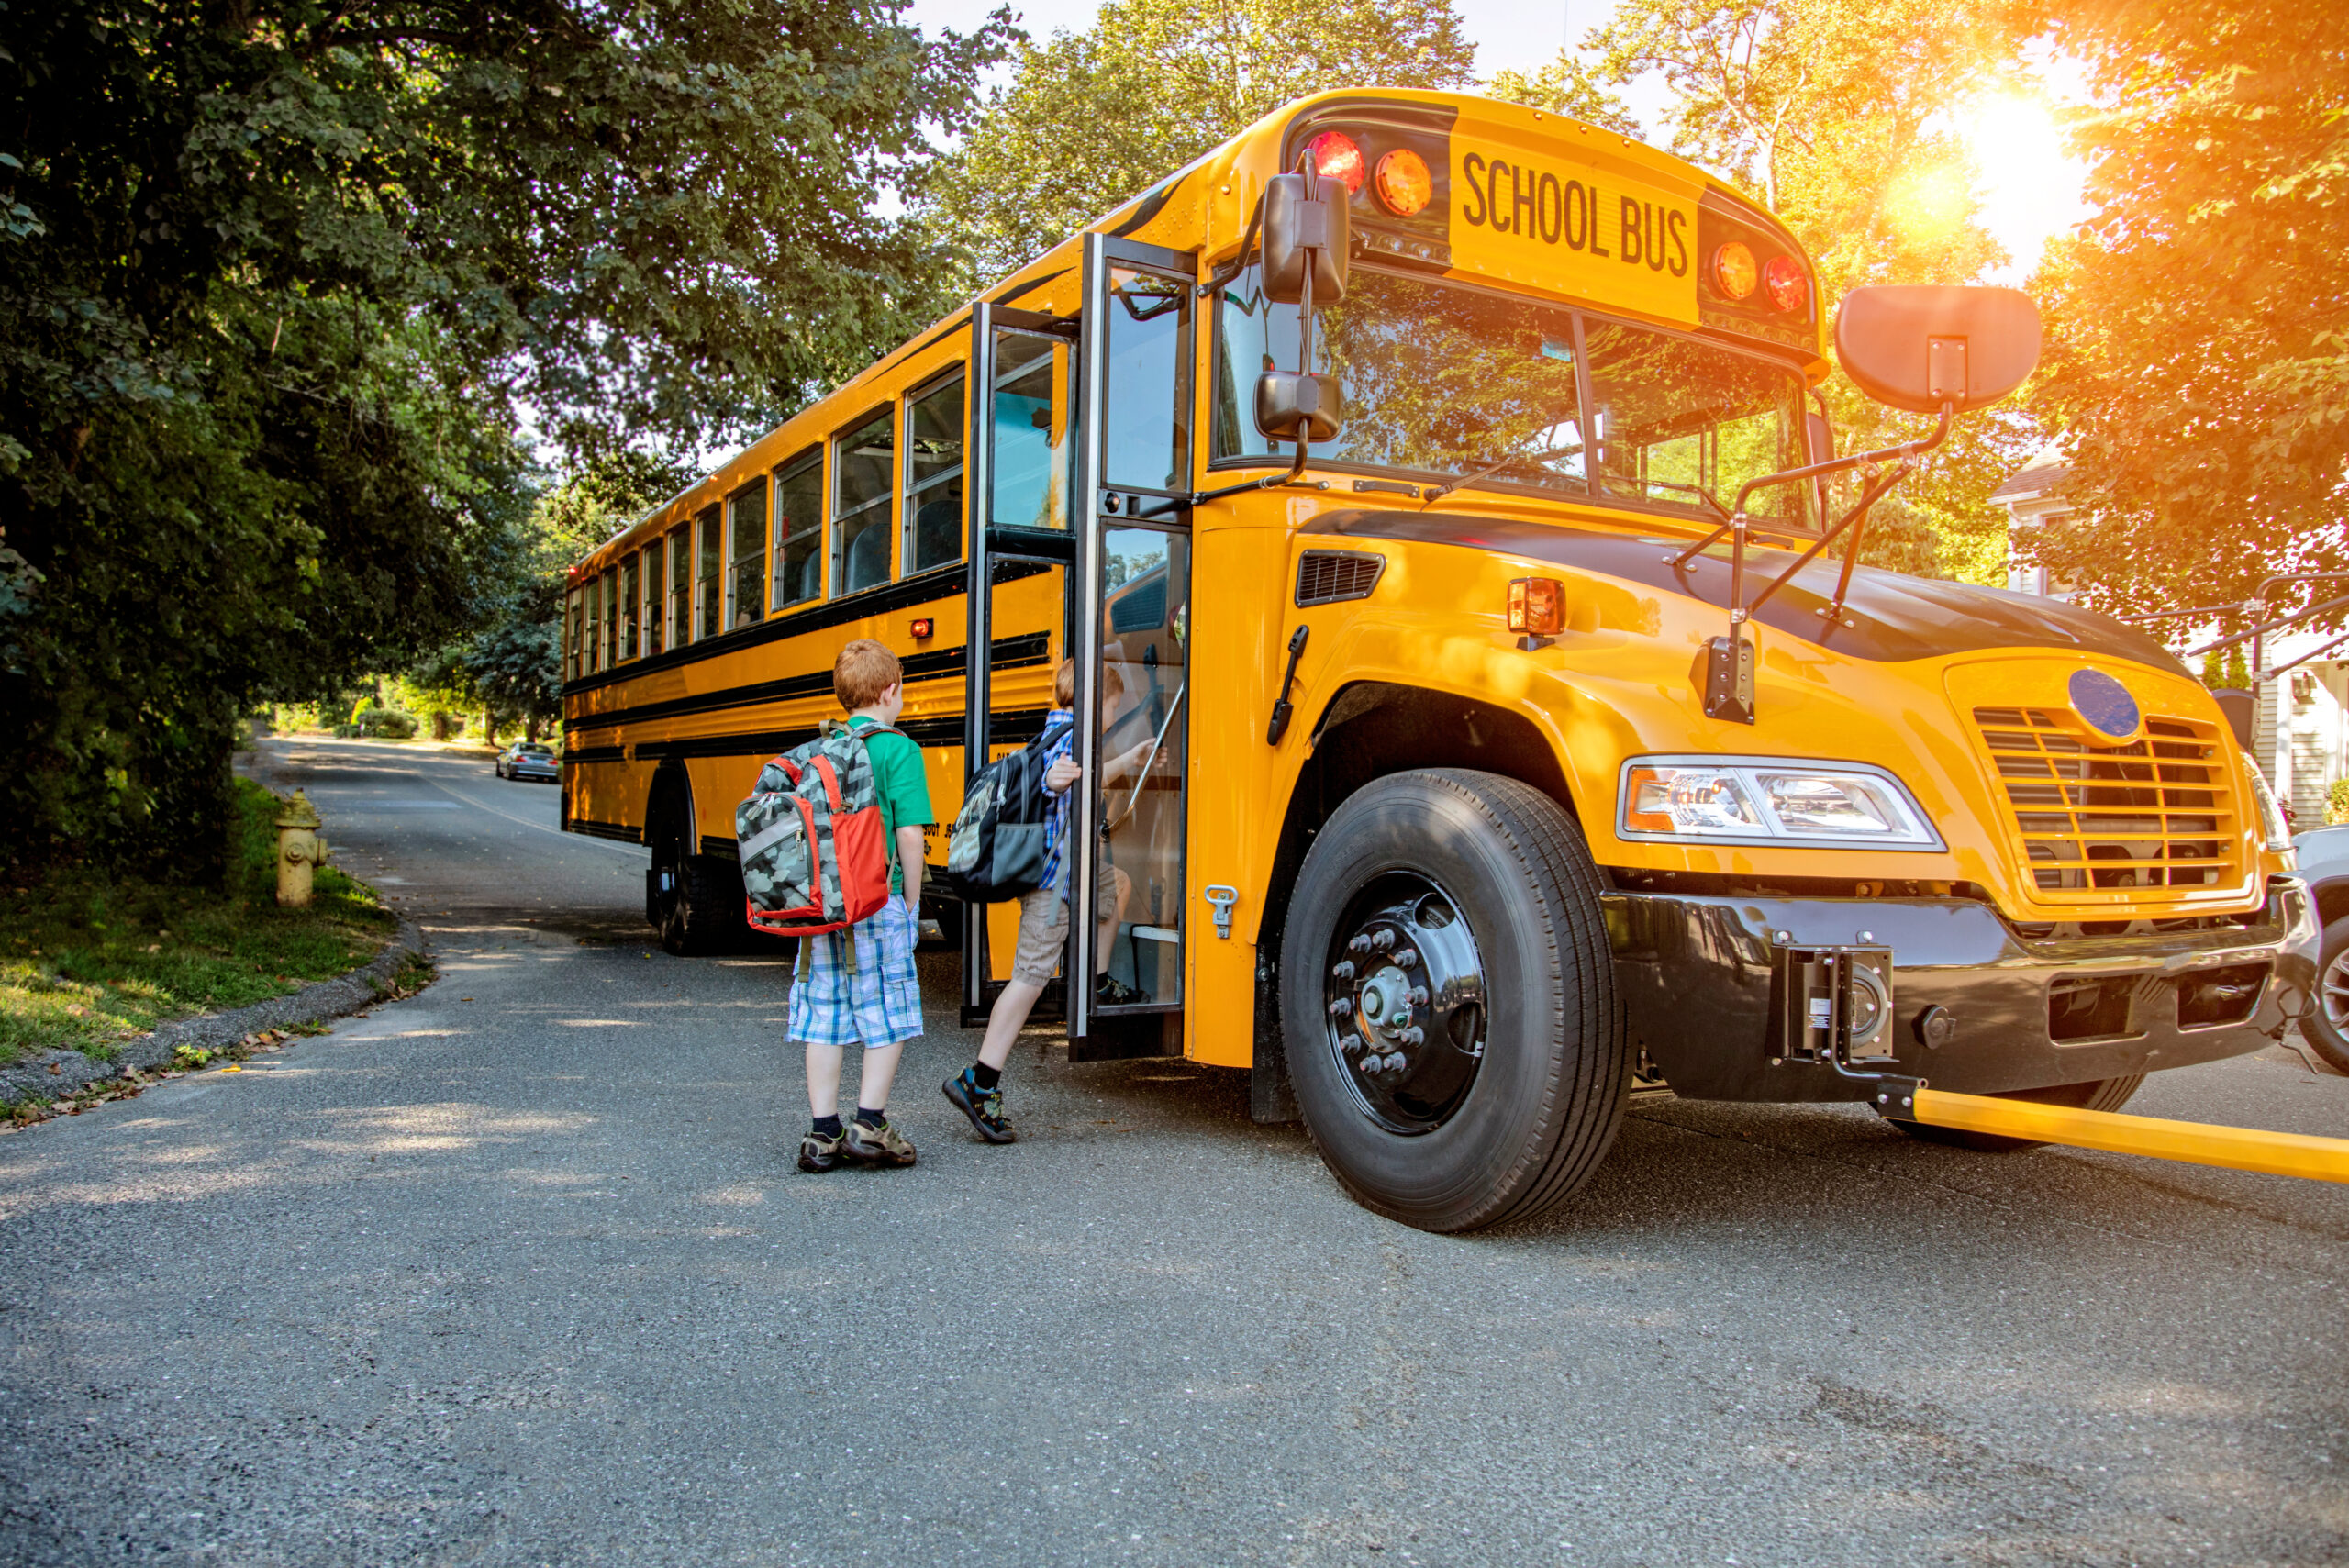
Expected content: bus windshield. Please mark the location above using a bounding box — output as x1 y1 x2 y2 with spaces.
1212 266 1813 528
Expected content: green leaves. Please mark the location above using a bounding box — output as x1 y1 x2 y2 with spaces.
2027 0 2349 618
923 0 1476 289
0 0 1009 873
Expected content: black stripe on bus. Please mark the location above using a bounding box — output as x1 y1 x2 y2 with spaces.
564 746 625 765
623 706 1054 766
562 560 1055 701
563 817 644 844
566 632 1052 737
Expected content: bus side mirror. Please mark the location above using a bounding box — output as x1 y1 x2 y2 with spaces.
1835 285 2041 414
1261 172 1349 306
1255 370 1341 443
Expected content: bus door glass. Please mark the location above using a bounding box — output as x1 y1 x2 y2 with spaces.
1070 234 1194 1059
962 302 1077 1023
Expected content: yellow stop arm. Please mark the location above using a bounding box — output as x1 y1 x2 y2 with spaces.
1909 1087 2349 1184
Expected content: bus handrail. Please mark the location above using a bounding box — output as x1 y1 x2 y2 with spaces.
1107 681 1186 833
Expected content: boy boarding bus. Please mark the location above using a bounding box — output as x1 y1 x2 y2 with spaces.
560 89 2316 1232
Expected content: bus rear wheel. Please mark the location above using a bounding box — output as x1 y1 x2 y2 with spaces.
650 795 733 956
1892 1073 2144 1152
1280 769 1629 1233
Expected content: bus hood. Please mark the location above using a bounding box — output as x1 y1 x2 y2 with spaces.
1314 508 2188 674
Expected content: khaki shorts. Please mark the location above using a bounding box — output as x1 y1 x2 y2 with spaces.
1010 860 1129 985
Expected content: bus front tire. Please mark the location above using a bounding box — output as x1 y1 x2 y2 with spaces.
1891 1073 2144 1152
1279 768 1630 1234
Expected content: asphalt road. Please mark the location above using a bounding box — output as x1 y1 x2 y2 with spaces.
3 735 2345 1567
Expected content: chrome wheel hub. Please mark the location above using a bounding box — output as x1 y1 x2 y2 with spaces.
2322 947 2349 1030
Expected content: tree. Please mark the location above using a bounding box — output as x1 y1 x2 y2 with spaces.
0 1 1006 877
925 0 1477 286
1499 0 2040 581
2023 0 2349 620
466 456 692 744
1483 56 1643 140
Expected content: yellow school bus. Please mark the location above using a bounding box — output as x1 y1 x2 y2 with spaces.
562 88 2316 1232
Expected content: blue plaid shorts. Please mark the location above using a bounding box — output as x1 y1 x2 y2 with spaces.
786 896 924 1049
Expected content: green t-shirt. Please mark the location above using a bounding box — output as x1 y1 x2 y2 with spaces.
848 715 934 894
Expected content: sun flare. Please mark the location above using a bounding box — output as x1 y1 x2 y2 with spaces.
1954 85 2093 277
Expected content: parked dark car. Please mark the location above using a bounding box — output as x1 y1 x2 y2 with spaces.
496 741 559 783
2288 823 2349 1071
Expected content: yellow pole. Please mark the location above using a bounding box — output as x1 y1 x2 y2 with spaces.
1909 1086 2349 1184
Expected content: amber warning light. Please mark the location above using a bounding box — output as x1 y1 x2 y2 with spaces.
1508 577 1564 637
910 617 935 640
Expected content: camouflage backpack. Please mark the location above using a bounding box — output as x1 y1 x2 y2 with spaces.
736 721 900 962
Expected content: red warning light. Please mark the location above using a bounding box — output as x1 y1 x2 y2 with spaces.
1307 130 1364 196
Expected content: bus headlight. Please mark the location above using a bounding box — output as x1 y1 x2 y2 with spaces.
2243 751 2292 851
1618 757 1943 850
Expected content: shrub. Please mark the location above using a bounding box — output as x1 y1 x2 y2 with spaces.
2329 780 2349 826
358 709 417 740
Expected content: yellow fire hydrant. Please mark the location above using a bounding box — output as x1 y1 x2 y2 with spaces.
275 791 328 907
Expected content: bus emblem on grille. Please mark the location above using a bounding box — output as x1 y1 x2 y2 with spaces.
2068 668 2141 740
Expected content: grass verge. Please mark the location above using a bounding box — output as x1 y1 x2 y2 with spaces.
0 780 397 1065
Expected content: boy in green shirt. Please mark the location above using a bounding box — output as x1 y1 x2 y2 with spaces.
792 639 936 1172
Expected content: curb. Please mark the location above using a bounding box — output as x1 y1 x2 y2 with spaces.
0 918 431 1106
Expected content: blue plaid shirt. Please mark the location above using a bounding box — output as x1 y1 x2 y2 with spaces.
1035 710 1078 901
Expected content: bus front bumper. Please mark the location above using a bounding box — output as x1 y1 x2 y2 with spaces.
1604 878 2317 1103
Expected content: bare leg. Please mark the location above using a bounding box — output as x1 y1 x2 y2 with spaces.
804 1041 843 1118
979 979 1045 1071
855 1042 905 1114
1094 868 1131 974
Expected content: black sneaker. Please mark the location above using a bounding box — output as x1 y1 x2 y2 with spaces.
1094 973 1145 1006
841 1117 917 1167
943 1072 1018 1144
797 1127 845 1173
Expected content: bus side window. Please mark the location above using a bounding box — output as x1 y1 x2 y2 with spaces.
906 370 964 573
618 555 640 661
695 505 722 639
990 335 1070 530
668 524 690 649
583 575 601 675
641 539 662 657
834 407 895 596
602 569 618 670
728 480 766 628
772 450 822 609
566 588 584 682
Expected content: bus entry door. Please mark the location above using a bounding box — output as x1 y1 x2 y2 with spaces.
1068 234 1196 1061
961 302 1079 1025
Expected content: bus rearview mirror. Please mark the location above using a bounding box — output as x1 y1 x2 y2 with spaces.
1834 285 2041 414
1260 172 1349 306
1255 371 1341 444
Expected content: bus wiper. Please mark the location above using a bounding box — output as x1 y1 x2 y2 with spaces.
1420 441 1584 504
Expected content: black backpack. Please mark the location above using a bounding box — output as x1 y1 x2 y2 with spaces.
939 718 1074 902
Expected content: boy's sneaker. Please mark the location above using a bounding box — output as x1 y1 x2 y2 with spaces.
943 1071 1018 1144
797 1127 845 1173
1095 973 1145 1006
842 1117 917 1167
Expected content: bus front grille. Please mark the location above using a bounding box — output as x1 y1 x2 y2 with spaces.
1971 706 2243 897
